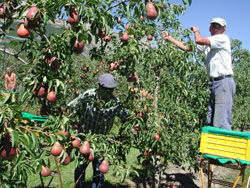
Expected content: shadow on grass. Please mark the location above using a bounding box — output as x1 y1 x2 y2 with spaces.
163 172 200 188
85 182 129 188
32 181 130 188
128 167 152 188
128 166 200 188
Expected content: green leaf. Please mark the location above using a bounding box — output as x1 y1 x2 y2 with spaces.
126 4 130 20
37 150 46 161
120 172 125 182
49 135 56 145
88 33 92 44
43 76 47 83
182 0 188 8
21 163 33 176
0 114 4 125
23 133 32 147
20 135 35 158
31 131 38 151
9 41 20 46
56 79 60 88
125 169 130 179
115 170 120 176
3 93 11 104
48 80 53 90
9 129 19 147
157 5 161 20
133 169 139 177
43 12 48 23
14 151 25 167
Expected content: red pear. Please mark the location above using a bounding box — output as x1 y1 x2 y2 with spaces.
73 40 84 54
44 56 51 64
50 141 62 156
154 133 160 140
26 7 40 23
127 73 138 82
80 141 90 155
50 57 60 72
104 35 111 42
99 159 109 174
146 2 158 20
0 7 5 18
88 150 94 161
121 32 129 42
62 153 70 165
71 136 80 148
140 15 145 21
0 4 9 19
98 27 106 38
17 24 30 38
36 86 45 98
109 63 114 71
57 130 69 137
47 91 56 102
0 134 17 160
117 17 121 23
68 7 78 25
41 166 51 177
147 35 153 41
134 123 141 131
113 61 119 70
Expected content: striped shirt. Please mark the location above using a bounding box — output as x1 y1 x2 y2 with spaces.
68 89 130 134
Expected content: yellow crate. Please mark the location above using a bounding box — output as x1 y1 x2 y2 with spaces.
199 127 250 161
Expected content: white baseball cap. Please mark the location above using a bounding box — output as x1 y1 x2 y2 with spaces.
210 18 227 27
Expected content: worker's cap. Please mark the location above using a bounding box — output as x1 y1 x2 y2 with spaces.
210 18 226 27
98 73 117 88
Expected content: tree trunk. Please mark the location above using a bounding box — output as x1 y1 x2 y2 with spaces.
154 75 159 113
152 74 161 188
152 155 161 188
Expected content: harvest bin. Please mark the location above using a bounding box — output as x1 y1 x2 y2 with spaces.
21 112 48 123
14 112 48 124
199 126 250 161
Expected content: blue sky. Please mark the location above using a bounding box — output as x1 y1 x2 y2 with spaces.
176 0 250 51
60 0 250 51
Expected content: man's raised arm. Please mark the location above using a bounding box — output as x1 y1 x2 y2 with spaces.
161 31 192 52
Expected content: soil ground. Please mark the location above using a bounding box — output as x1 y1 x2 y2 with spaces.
125 162 243 188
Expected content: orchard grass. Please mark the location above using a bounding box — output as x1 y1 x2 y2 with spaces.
27 119 143 187
27 151 250 187
27 147 142 188
222 167 250 187
26 118 250 187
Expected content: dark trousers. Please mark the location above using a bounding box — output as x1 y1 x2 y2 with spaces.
207 77 236 130
74 158 104 188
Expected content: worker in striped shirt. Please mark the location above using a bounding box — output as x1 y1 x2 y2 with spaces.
68 73 130 188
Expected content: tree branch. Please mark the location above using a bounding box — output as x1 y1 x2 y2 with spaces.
43 34 51 47
105 0 129 13
0 47 29 65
